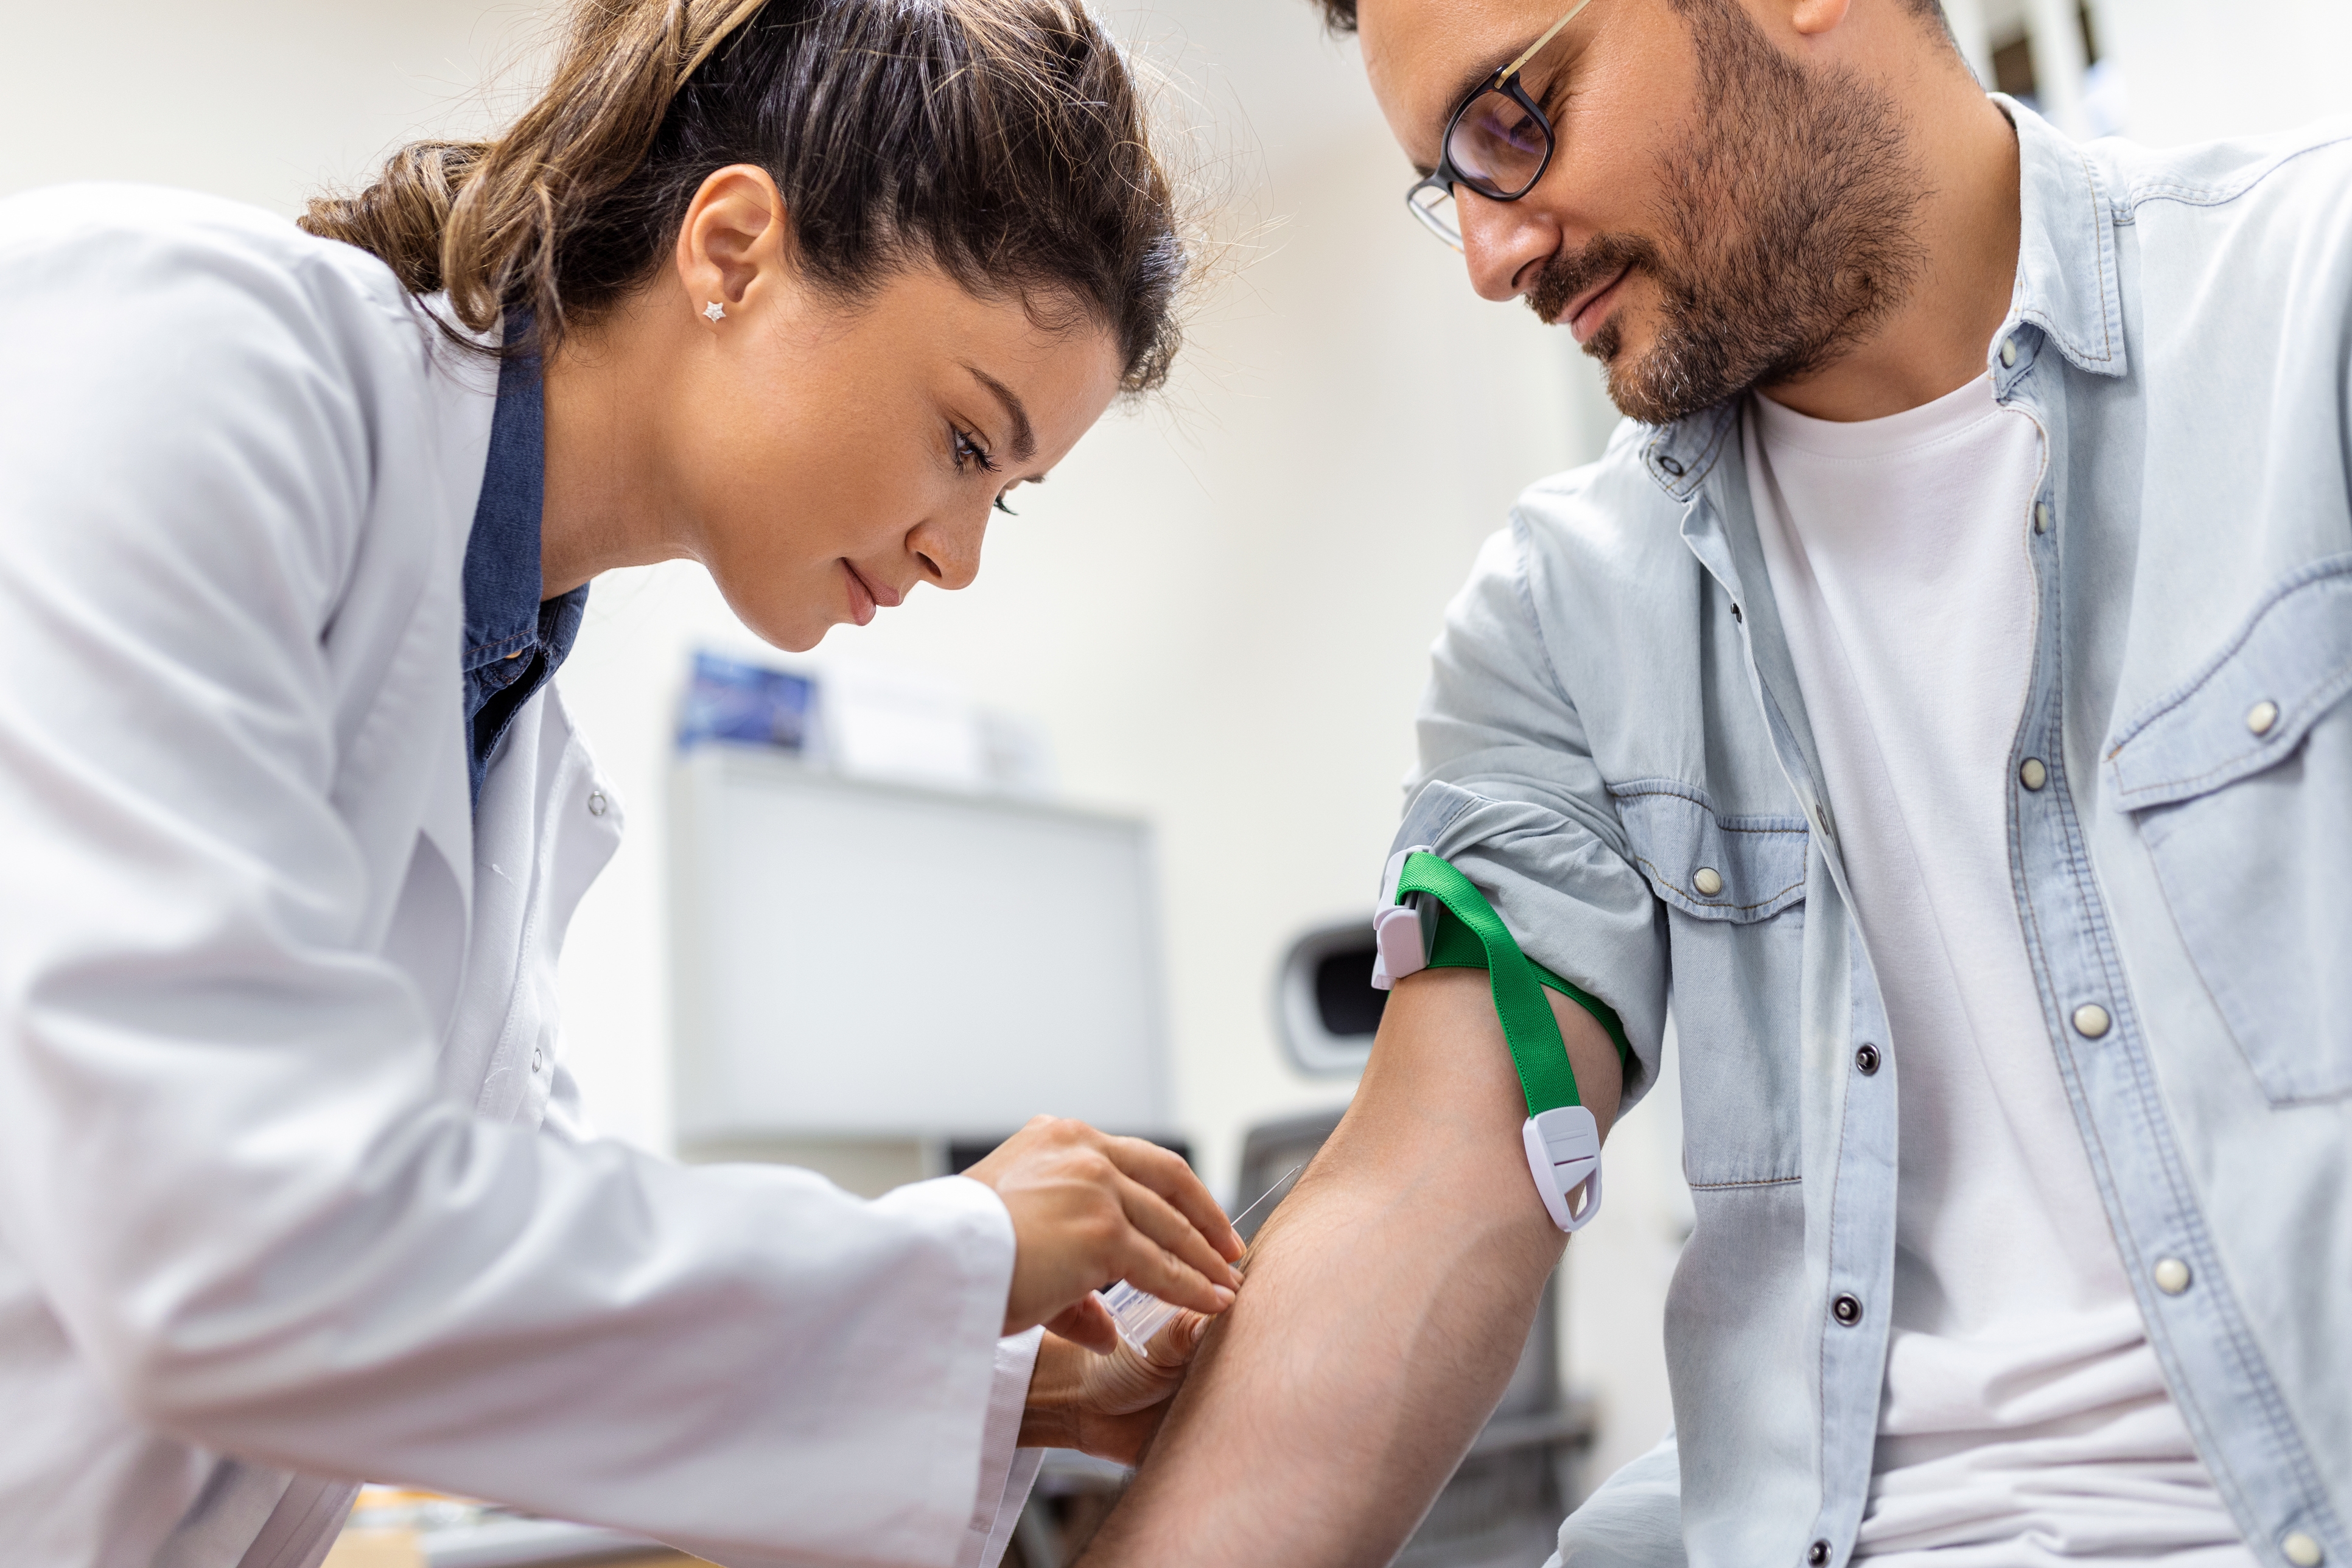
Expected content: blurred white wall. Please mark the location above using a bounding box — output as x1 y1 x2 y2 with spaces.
0 2 547 211
2090 0 2352 145
7 0 2347 1512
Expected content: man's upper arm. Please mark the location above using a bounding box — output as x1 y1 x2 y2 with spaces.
1402 518 1667 1103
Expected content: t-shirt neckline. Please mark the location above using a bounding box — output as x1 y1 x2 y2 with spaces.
1752 373 2004 463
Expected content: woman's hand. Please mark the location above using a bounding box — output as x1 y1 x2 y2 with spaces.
962 1116 1242 1343
1018 1312 1208 1465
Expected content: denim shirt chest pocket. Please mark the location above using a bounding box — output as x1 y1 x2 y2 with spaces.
2106 553 2352 1105
1611 780 1811 1183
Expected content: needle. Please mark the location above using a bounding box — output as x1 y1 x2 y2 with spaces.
1232 1163 1306 1229
1231 1163 1307 1267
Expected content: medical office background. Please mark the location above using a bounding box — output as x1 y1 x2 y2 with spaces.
5 0 2347 1500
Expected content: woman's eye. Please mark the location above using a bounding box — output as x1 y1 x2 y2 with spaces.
951 427 998 474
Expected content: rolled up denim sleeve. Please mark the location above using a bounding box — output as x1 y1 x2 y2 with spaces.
1395 519 1668 1105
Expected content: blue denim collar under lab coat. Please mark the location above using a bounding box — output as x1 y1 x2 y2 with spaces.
461 320 588 808
1390 99 2352 1568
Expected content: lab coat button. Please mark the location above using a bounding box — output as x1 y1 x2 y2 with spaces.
587 790 608 817
2152 1256 2191 1295
1693 867 1724 897
2247 700 2280 736
2072 1003 2112 1038
1831 1293 1863 1326
1855 1043 1880 1076
531 1047 545 1074
2019 757 2048 791
1808 1542 1831 1567
2283 1533 2323 1567
2000 337 2018 367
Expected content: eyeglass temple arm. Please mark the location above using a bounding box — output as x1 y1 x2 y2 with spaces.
1498 0 1595 85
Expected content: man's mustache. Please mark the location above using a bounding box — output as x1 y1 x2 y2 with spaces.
1528 234 1658 326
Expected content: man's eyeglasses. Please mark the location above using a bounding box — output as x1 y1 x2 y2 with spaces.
1405 0 1595 250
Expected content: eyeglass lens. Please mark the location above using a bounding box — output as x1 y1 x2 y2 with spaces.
1446 86 1550 199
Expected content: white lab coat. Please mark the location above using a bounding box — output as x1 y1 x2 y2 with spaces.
0 186 1040 1568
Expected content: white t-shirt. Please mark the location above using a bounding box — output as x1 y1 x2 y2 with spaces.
1745 377 2252 1567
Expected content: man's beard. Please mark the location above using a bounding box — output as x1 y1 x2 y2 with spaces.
1530 0 1928 425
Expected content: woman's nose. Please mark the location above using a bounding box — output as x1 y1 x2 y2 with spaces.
1458 187 1560 304
909 509 984 592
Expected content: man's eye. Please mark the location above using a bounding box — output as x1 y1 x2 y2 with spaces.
993 493 1018 516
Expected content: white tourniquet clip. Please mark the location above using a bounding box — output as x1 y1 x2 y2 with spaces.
1374 845 1605 1233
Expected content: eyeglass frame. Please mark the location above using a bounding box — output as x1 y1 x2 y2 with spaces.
1404 0 1597 250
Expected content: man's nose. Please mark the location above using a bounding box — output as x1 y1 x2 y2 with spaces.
1458 187 1559 303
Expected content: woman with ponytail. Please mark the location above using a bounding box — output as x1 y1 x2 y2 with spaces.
0 4 1238 1564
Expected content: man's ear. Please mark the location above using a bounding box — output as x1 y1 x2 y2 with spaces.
674 164 793 324
1790 0 1853 35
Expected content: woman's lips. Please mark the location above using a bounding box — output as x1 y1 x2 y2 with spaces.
842 561 878 626
841 561 903 627
1568 265 1633 346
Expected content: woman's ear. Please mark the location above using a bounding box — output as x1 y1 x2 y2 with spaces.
674 164 793 326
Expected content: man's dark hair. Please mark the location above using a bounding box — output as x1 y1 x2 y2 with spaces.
1307 0 1952 38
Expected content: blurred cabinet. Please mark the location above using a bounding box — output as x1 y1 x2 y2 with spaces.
669 748 1172 1151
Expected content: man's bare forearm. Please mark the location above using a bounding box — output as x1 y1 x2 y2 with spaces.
1079 968 1623 1566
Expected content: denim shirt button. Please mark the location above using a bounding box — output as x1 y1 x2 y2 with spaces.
2072 1003 2113 1038
2019 757 2048 791
2282 1532 2323 1567
1832 1293 1864 1326
2247 699 2280 735
2034 502 2052 534
1855 1043 1881 1076
1658 453 1686 477
1693 867 1724 897
2153 1257 2193 1295
1808 1542 1832 1567
2000 336 2018 368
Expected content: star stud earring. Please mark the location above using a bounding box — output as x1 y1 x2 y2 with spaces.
702 301 727 323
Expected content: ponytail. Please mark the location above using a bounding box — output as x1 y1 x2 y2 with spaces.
303 0 1188 391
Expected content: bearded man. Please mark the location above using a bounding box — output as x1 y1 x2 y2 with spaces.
1079 2 2352 1566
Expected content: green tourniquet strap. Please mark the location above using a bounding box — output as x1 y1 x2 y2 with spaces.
1424 904 1634 1073
1393 853 1583 1116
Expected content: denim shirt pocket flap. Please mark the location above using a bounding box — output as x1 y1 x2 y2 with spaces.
1609 782 1808 922
2106 555 2352 810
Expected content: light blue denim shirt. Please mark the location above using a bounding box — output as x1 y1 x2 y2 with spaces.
1393 102 2352 1568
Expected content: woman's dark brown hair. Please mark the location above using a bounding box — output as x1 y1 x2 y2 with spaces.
303 0 1186 391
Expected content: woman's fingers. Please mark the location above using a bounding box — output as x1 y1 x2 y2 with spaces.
1110 1231 1235 1317
964 1115 1245 1335
1099 1134 1244 1262
1046 1293 1120 1355
1111 1170 1242 1298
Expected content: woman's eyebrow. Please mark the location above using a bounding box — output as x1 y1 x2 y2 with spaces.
961 363 1037 463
